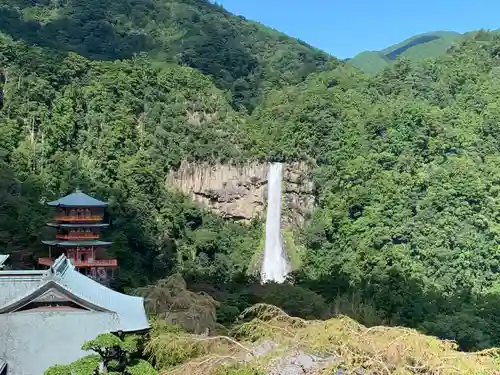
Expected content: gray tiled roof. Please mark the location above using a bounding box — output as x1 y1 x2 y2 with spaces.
0 274 43 306
54 258 148 331
46 190 107 207
0 255 149 375
0 256 148 330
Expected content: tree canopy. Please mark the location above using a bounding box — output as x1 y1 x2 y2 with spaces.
44 333 156 375
3 0 500 358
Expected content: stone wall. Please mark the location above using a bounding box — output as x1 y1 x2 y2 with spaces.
166 161 314 226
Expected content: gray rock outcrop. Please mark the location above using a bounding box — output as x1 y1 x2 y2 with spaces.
167 161 314 226
246 340 338 375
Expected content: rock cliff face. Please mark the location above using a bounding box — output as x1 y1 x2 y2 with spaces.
166 161 314 226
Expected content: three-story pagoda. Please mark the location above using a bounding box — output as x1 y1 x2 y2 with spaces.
39 189 118 283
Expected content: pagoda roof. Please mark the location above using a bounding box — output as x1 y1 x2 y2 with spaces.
47 189 107 208
47 223 109 228
42 240 112 247
0 255 149 375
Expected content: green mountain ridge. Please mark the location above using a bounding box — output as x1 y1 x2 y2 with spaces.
0 0 336 110
349 30 463 74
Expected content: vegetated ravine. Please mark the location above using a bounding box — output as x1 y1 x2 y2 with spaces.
3 0 500 364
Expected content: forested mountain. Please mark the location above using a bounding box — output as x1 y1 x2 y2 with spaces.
4 0 500 359
349 31 463 74
0 0 335 109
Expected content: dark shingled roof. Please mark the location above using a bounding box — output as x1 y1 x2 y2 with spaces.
47 189 107 208
47 223 109 229
41 240 112 247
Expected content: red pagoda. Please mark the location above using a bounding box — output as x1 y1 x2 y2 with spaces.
39 189 118 282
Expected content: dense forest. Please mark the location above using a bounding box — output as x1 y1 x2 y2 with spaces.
0 0 334 110
4 0 500 372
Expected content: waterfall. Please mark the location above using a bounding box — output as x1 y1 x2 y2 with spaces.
261 162 289 283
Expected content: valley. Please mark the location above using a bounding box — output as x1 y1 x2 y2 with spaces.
2 0 500 373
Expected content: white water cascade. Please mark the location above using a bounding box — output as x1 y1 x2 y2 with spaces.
260 162 289 283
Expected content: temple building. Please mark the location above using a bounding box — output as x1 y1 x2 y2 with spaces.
39 189 118 283
0 190 148 374
0 254 149 375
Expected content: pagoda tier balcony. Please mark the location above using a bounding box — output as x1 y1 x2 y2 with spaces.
55 215 103 222
72 259 118 268
56 233 100 240
38 258 118 268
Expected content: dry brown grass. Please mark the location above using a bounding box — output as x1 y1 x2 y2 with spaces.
146 303 500 375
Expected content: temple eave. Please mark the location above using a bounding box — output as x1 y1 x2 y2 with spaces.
42 240 113 247
47 223 110 228
46 189 108 207
47 202 108 208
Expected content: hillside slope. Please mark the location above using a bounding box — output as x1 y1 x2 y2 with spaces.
0 0 336 109
248 34 500 349
145 304 500 375
349 31 462 74
0 30 265 279
4 0 500 353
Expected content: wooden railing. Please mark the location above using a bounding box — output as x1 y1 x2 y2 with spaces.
56 233 100 240
72 259 118 267
55 216 103 222
37 258 118 268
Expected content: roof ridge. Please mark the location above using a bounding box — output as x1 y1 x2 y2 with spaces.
0 278 113 314
0 357 6 373
0 255 9 269
54 255 73 276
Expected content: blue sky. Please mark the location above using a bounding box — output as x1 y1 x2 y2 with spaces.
215 0 500 59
